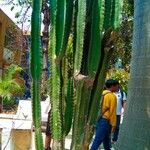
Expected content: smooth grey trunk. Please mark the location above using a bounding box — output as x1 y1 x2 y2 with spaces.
116 0 150 149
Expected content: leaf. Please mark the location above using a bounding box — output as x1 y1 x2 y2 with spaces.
15 12 20 18
11 6 14 11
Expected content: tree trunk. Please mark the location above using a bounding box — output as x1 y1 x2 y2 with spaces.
116 0 150 149
41 0 50 101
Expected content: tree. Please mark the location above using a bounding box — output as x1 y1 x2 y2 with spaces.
116 0 150 149
109 0 133 70
0 64 24 112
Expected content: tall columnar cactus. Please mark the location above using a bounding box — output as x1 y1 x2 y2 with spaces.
87 0 104 76
48 0 74 149
31 0 43 149
74 0 86 76
81 1 122 148
47 0 123 149
72 0 122 149
49 0 62 144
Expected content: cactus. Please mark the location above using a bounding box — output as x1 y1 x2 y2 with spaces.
46 0 123 149
87 0 105 76
31 0 43 149
56 0 66 55
74 0 86 76
48 0 74 149
111 0 123 29
64 78 74 135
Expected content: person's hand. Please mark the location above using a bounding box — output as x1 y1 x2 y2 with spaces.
111 126 116 133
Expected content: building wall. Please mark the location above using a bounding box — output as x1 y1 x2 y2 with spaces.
0 9 22 76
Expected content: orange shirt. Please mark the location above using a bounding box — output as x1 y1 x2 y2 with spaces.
101 90 117 127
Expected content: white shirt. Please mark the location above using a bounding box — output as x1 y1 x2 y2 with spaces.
115 90 127 115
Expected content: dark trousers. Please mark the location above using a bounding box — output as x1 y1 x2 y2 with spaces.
90 118 111 150
112 115 121 142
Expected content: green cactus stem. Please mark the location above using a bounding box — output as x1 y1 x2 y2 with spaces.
111 0 123 29
56 0 66 55
103 0 113 30
47 0 123 149
31 0 43 149
71 75 85 150
49 0 62 143
64 78 74 135
83 30 118 149
61 0 74 57
74 0 86 76
87 0 104 76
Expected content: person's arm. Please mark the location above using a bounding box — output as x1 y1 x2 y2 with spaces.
109 95 117 132
101 95 110 116
122 92 127 115
123 101 127 109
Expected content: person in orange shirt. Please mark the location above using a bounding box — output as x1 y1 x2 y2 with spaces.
90 79 119 150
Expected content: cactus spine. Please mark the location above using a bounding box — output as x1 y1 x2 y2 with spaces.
31 0 43 149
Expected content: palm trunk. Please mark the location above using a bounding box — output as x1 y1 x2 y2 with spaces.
116 1 150 149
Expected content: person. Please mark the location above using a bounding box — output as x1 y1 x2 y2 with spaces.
90 79 119 150
112 86 127 144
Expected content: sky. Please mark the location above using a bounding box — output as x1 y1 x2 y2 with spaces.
0 1 45 32
0 1 21 22
0 1 32 31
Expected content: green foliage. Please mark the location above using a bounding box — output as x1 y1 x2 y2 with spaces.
3 97 15 107
107 69 130 93
0 64 24 100
109 0 133 68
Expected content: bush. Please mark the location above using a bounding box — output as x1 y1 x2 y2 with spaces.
107 69 130 93
3 97 15 107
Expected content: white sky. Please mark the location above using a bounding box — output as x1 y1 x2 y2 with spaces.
0 1 44 32
0 0 32 31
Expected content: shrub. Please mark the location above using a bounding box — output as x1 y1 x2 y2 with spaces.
107 69 130 93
